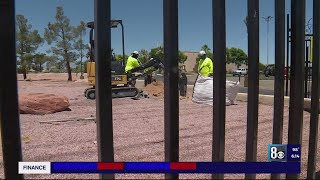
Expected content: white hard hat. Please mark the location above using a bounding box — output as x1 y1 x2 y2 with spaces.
199 50 206 55
133 51 139 55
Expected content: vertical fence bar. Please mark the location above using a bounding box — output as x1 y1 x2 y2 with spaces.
307 0 320 178
212 0 226 179
286 0 305 179
245 0 259 179
94 0 115 179
305 44 309 98
0 0 24 179
270 0 285 179
286 14 290 96
120 22 125 67
163 0 179 179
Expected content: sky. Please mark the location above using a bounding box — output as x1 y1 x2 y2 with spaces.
15 0 314 64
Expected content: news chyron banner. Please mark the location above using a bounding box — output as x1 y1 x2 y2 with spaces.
18 144 301 174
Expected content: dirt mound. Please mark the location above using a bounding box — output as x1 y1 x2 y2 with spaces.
141 81 192 98
142 81 164 97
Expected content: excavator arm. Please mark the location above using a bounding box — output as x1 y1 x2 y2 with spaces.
126 58 164 86
127 58 164 75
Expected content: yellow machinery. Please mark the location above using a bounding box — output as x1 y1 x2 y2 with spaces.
85 61 138 99
84 21 163 99
84 20 139 99
86 62 128 87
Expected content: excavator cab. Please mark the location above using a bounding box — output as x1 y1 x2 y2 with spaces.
84 20 164 99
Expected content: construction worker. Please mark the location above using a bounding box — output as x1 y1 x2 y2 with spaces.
144 67 153 86
198 50 213 77
179 70 188 97
125 51 141 73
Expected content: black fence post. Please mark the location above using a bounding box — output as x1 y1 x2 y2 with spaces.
94 0 115 179
286 14 290 96
305 45 309 98
212 0 226 179
271 0 285 179
307 0 320 178
286 0 305 179
245 0 260 179
163 0 179 179
0 0 24 179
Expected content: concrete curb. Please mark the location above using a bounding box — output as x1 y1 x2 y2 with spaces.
236 93 317 111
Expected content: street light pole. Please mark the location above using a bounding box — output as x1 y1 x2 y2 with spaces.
263 16 273 66
80 32 84 79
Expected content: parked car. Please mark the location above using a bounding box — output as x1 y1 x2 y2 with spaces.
264 65 311 78
232 68 248 76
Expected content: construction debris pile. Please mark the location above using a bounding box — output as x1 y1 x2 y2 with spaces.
141 81 165 97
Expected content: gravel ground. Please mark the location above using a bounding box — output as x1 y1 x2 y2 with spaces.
0 75 318 179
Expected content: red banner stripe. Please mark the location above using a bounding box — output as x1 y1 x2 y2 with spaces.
170 162 197 170
97 162 124 170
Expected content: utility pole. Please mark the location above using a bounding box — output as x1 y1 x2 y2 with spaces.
263 16 273 66
80 32 84 79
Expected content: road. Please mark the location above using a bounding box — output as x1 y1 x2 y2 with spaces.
238 87 275 95
150 74 300 96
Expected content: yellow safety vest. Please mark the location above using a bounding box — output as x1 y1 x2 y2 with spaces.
125 56 140 73
198 57 213 77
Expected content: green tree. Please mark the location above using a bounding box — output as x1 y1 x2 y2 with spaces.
226 47 248 68
44 6 78 81
32 53 53 72
196 44 214 60
139 49 150 64
149 46 164 60
179 51 188 64
83 59 89 73
74 21 88 79
259 62 266 71
200 44 211 54
115 54 129 62
149 46 188 63
16 14 43 79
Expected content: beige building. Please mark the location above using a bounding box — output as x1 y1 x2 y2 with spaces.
182 51 198 72
181 51 248 73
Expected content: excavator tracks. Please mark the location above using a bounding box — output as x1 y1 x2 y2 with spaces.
84 87 140 100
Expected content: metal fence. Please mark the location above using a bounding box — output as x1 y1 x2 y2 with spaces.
1 0 320 179
286 14 314 99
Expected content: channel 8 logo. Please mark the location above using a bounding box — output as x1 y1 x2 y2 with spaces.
268 144 287 161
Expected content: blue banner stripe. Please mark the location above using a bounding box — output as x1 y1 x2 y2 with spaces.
50 162 300 174
196 162 300 173
126 162 170 171
52 162 97 173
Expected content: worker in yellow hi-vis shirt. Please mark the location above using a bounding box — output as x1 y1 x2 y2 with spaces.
198 50 213 77
125 51 141 73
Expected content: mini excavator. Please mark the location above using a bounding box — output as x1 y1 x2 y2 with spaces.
84 20 163 99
